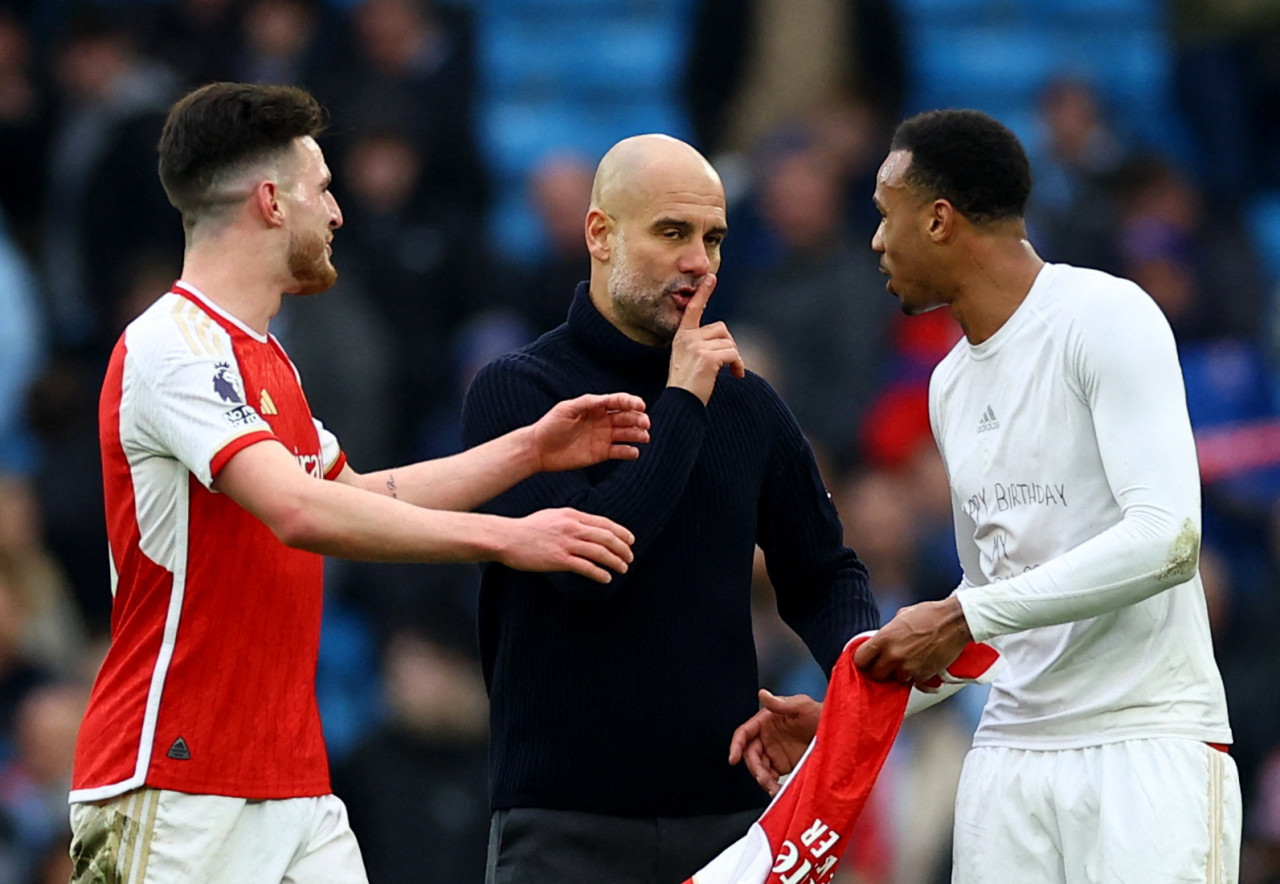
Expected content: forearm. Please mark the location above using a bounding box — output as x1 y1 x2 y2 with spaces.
958 506 1199 641
280 475 509 562
355 427 540 511
777 559 880 676
763 439 880 673
217 440 510 562
474 388 708 599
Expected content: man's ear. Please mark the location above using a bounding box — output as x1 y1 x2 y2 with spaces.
254 180 285 228
928 199 956 243
585 207 613 261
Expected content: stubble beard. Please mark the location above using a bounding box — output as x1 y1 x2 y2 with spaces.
607 236 680 344
288 228 337 295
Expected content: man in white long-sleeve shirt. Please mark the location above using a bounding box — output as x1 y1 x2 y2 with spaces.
730 109 1240 882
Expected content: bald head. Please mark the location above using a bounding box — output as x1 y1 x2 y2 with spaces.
584 133 728 345
590 134 723 222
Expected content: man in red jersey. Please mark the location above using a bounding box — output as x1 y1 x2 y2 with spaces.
69 81 649 884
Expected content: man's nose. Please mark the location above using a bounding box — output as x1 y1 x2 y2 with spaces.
328 193 343 229
679 242 711 276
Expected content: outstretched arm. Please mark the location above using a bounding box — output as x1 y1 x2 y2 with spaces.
215 438 635 583
341 392 651 511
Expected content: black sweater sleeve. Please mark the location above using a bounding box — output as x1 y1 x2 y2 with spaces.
756 386 880 675
460 354 710 602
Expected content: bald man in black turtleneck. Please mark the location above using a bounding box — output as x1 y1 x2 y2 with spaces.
462 133 879 884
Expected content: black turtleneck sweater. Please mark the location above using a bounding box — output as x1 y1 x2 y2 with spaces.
460 284 878 816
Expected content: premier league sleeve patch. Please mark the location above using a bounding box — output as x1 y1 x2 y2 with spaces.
213 362 245 404
213 363 264 428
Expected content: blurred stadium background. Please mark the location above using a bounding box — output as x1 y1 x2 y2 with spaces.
0 0 1278 881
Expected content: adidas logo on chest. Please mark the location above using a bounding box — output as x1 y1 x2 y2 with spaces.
977 405 1000 433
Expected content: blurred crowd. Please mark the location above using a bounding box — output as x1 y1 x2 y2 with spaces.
0 0 1278 882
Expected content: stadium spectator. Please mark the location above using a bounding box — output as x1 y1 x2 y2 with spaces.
328 126 504 460
682 0 904 159
334 622 490 884
0 472 86 680
732 130 895 471
0 207 44 480
1172 0 1280 197
232 0 327 87
1024 76 1133 274
41 8 181 356
0 8 50 250
515 152 597 336
312 0 488 223
0 681 87 882
0 564 55 764
1114 153 1268 345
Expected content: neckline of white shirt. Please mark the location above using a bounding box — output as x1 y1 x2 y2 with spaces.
965 262 1055 361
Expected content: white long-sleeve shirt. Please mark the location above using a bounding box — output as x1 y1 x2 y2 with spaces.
931 262 1231 748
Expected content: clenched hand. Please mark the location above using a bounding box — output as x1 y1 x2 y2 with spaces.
853 597 972 688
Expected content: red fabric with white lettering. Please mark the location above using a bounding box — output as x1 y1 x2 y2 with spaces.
688 637 1000 884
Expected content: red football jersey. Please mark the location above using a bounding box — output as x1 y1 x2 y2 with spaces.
72 283 347 802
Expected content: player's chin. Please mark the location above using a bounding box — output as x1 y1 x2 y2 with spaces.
654 313 681 340
293 267 338 296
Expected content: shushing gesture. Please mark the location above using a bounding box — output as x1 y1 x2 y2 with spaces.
667 273 746 404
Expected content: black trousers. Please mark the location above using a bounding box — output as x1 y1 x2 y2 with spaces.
484 806 763 884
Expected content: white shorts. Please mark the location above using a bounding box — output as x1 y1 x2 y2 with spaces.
952 739 1241 884
69 788 368 883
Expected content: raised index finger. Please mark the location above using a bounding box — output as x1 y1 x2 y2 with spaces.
678 273 717 331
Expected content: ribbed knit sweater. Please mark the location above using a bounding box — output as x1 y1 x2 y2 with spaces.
460 284 879 816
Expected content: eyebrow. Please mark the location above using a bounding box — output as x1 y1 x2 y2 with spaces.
651 216 729 238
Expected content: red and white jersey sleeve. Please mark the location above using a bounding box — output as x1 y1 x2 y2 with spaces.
72 282 346 803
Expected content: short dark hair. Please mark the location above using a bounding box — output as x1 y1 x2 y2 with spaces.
157 82 327 222
889 109 1031 223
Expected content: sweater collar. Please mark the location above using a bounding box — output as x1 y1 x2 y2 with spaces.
567 282 672 379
